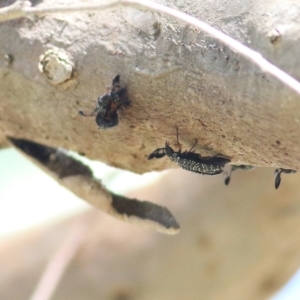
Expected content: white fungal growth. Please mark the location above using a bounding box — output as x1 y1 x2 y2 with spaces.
38 47 76 88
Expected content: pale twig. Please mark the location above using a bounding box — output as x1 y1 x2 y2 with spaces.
29 219 88 300
1 0 300 96
0 0 31 21
7 137 180 235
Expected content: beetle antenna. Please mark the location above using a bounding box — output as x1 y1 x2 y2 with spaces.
175 125 182 152
189 139 198 152
78 110 96 117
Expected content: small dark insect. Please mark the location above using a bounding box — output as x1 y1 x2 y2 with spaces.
79 75 130 129
274 168 297 189
148 126 231 175
224 165 255 185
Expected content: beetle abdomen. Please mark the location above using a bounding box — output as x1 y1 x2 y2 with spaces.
178 158 225 175
177 152 230 175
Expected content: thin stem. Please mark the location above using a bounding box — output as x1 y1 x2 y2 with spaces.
29 220 88 300
1 0 300 95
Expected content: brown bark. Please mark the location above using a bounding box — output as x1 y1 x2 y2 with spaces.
1 1 300 299
1 0 300 173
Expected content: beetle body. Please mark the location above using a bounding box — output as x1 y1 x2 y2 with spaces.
148 141 230 176
79 75 130 129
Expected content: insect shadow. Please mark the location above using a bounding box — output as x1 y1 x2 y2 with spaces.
274 168 297 189
223 165 255 185
224 165 296 189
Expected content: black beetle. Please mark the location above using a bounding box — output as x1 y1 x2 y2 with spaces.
79 75 130 129
148 126 231 175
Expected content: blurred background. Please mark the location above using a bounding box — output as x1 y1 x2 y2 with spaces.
1 147 300 300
